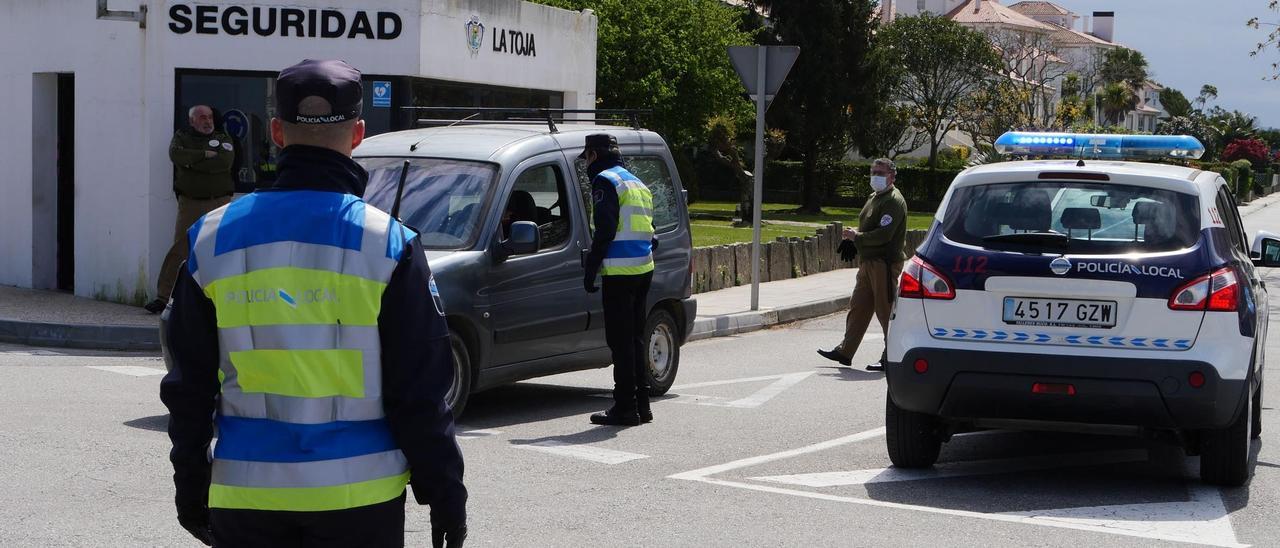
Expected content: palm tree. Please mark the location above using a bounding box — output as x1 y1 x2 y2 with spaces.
1099 83 1138 125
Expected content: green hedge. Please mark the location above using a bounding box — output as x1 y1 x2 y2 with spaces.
751 160 959 210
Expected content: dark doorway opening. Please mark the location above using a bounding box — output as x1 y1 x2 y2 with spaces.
56 74 74 292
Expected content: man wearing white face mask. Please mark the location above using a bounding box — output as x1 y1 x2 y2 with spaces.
818 158 908 371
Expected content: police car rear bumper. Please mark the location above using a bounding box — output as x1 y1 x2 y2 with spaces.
886 348 1248 431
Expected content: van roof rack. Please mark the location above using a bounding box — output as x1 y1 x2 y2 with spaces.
402 107 651 134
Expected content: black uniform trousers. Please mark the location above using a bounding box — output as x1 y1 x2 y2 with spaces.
210 492 405 548
601 271 653 411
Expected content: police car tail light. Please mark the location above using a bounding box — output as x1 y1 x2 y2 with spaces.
1206 268 1240 312
1168 267 1238 312
900 256 954 300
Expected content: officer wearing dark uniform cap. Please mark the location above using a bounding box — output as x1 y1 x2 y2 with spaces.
160 59 468 548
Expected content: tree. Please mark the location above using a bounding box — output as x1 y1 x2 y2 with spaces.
1209 108 1260 148
1098 82 1138 125
860 104 928 159
1195 84 1219 111
750 0 885 212
958 80 1034 148
1160 88 1193 118
875 15 999 167
983 28 1071 127
1248 2 1280 79
1100 48 1149 88
531 0 753 149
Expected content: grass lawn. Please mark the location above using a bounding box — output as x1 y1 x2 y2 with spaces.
688 201 934 247
691 220 821 247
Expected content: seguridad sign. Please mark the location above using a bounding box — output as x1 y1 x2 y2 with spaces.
167 4 403 40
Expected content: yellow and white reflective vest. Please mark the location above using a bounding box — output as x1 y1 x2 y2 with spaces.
186 189 416 512
597 166 655 276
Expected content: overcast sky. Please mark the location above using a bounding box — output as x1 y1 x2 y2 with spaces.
1051 0 1279 127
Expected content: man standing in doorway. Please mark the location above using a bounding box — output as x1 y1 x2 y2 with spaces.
818 158 908 371
582 134 658 427
160 59 467 547
144 105 234 313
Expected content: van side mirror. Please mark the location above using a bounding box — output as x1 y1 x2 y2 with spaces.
1254 236 1280 268
499 221 541 259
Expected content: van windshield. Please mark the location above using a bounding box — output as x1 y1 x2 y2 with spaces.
941 181 1201 254
359 157 499 250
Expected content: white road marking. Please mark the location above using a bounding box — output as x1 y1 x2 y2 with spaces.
665 372 814 409
515 440 649 465
669 428 1244 547
456 429 503 439
0 349 66 356
752 449 1148 487
86 365 166 377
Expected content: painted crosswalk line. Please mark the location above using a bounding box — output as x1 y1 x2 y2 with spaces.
86 365 166 377
515 440 649 464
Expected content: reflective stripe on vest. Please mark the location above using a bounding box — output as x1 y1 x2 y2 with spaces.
597 167 655 276
187 189 414 512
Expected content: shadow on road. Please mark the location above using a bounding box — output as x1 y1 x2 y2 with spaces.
814 365 886 383
124 414 168 432
460 382 677 430
509 426 623 447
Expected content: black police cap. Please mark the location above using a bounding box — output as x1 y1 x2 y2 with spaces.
276 59 363 125
577 133 618 159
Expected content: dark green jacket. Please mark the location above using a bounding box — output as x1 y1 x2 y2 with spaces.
854 186 908 262
169 128 234 199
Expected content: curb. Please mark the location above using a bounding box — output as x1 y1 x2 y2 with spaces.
1 291 852 352
0 318 160 351
687 293 850 343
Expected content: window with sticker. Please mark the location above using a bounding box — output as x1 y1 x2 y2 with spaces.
943 182 1201 254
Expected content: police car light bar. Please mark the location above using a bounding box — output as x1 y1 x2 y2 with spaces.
994 132 1205 160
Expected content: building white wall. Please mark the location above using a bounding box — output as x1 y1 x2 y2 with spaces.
0 0 597 301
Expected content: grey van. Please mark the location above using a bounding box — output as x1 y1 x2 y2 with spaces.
353 123 697 415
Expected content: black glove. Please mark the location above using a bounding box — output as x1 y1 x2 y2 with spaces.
584 272 599 293
432 524 468 548
651 237 660 252
837 239 858 263
176 505 213 546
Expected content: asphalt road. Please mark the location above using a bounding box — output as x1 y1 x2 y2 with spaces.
0 303 1277 547
3 200 1279 547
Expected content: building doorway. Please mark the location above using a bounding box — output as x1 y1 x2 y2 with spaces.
56 74 75 291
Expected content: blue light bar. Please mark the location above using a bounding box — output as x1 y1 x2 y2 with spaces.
994 132 1205 160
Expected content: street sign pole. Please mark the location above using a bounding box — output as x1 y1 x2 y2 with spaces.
730 45 798 311
750 47 766 311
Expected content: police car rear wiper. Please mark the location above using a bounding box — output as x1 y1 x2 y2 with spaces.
983 231 1070 248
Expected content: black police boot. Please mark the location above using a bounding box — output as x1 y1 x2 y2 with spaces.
144 298 167 314
590 406 641 426
636 392 653 424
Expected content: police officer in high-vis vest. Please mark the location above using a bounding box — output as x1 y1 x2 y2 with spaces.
581 134 658 427
160 59 467 548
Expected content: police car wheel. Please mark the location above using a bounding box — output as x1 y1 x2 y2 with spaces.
644 309 679 397
446 331 473 418
1200 388 1252 486
885 391 941 468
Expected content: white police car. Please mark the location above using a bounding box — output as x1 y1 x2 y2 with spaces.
885 132 1278 486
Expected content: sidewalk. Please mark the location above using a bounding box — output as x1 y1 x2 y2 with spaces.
0 268 856 351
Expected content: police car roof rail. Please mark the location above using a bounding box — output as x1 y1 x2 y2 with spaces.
405 107 651 133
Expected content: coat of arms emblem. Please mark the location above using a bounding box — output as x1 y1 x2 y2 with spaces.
465 16 485 53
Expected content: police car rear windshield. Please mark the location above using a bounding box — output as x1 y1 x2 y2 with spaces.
360 157 499 250
942 182 1201 254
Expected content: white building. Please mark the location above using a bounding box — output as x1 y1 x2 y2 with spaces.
0 0 598 302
